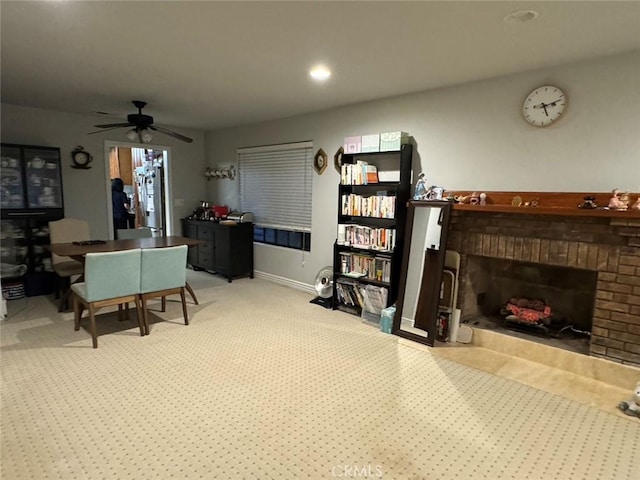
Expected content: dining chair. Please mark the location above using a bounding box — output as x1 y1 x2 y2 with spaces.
116 228 153 240
48 218 90 311
71 249 144 348
139 245 188 335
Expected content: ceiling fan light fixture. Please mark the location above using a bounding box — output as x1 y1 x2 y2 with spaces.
140 129 153 144
126 128 138 141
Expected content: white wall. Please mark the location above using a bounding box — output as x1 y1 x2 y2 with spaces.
1 104 206 239
205 51 640 288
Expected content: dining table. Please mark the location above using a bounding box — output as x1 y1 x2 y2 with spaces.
46 236 203 310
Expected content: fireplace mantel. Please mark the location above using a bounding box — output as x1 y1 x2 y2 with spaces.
446 191 640 218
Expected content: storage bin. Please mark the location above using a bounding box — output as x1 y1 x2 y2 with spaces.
380 305 396 334
380 131 410 151
2 281 25 300
344 136 362 154
361 134 380 153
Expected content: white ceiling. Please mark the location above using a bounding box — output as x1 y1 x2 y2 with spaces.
1 1 639 132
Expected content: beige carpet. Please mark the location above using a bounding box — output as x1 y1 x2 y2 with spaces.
1 271 638 479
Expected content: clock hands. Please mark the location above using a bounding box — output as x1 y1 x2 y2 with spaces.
532 99 563 117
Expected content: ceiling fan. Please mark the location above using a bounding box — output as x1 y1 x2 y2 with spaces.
89 100 193 143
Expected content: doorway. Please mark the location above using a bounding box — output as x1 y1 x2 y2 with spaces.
103 141 173 239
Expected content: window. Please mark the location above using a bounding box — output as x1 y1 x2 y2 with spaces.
238 141 312 251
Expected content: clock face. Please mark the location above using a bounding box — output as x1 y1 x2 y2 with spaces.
522 85 567 127
74 152 89 165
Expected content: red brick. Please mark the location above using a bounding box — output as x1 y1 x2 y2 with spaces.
625 343 640 355
595 300 629 313
607 348 640 364
591 326 609 337
598 272 617 282
592 337 625 349
610 311 640 325
593 309 612 319
616 274 640 287
531 238 542 263
590 344 608 355
597 281 632 294
617 227 640 237
596 290 614 301
586 244 599 270
593 317 628 331
576 242 588 268
597 247 609 271
620 255 640 267
609 330 640 344
566 242 578 267
618 264 637 275
629 324 640 335
629 238 640 248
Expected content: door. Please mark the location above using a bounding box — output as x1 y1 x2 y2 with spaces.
106 143 172 239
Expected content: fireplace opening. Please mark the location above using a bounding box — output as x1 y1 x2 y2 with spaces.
461 255 598 354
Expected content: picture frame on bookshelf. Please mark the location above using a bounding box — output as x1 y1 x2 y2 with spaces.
334 146 344 173
314 148 328 175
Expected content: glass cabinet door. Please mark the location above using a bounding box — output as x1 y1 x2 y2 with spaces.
0 145 26 209
24 147 63 209
0 219 28 277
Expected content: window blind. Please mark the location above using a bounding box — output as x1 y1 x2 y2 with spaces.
238 141 313 232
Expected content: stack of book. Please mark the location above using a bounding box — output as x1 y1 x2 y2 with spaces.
340 161 378 185
336 225 396 251
340 193 395 218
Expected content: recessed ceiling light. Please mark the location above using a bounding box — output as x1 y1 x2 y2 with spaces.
309 66 331 82
504 10 539 23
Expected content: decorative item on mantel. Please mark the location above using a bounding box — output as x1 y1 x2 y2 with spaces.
632 197 640 211
607 188 628 210
578 196 597 209
204 165 235 180
413 173 427 200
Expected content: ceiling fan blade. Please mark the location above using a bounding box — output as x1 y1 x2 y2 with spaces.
88 126 128 135
93 122 133 128
149 125 194 143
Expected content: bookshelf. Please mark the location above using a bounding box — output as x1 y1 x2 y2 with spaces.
333 144 413 317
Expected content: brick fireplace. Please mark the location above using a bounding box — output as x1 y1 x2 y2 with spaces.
446 208 640 367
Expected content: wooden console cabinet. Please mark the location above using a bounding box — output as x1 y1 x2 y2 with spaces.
181 219 254 282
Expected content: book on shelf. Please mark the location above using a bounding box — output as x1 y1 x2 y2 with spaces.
340 161 379 185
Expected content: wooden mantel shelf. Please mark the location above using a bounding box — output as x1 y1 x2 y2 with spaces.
446 191 640 219
453 203 640 218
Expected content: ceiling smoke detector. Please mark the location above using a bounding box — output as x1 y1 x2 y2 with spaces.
504 10 539 24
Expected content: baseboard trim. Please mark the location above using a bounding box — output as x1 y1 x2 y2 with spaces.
254 271 315 295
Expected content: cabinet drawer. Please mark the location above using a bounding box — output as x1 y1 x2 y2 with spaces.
198 241 212 254
197 225 215 239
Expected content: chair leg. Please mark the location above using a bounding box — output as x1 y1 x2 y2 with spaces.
88 304 98 348
161 296 166 312
73 294 81 331
141 297 149 336
180 287 189 326
185 282 199 305
117 304 124 321
134 297 145 337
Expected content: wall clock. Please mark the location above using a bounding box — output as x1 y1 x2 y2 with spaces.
71 145 93 169
314 148 328 175
334 146 344 173
522 85 567 127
